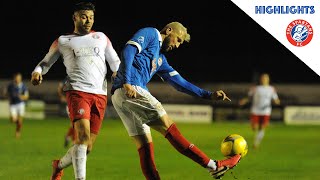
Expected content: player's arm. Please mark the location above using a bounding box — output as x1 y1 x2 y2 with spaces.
19 87 29 101
31 39 61 86
239 86 255 106
271 87 281 105
273 98 280 105
239 98 249 106
122 28 157 98
157 59 230 101
57 82 66 103
121 44 138 98
105 36 121 73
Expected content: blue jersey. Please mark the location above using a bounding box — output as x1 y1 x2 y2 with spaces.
111 27 212 99
7 82 28 105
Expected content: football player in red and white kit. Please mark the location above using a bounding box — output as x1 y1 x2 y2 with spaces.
31 2 120 180
239 73 280 149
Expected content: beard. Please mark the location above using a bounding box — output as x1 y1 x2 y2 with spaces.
161 38 171 52
76 22 92 35
161 45 170 52
80 26 91 34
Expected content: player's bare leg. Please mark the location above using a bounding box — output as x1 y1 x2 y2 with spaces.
148 114 241 179
64 126 75 148
15 116 23 138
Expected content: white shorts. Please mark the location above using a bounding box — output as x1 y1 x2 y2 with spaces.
10 102 25 118
111 86 167 136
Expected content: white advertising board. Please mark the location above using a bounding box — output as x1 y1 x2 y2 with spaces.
284 106 320 125
0 100 45 120
162 104 213 123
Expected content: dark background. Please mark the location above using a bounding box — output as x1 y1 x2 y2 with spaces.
2 0 319 83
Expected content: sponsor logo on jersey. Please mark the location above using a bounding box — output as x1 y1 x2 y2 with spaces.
286 19 313 47
74 47 100 56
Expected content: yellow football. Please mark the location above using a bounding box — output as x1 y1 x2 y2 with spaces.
221 134 248 157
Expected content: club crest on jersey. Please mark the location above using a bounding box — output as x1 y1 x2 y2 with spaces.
286 19 313 47
92 34 100 39
138 36 144 44
151 59 157 74
158 57 162 66
78 108 85 115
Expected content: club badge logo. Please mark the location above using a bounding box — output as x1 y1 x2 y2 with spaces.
78 108 85 115
286 19 313 47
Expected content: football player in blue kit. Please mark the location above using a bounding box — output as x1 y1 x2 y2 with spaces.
111 22 241 179
4 72 29 138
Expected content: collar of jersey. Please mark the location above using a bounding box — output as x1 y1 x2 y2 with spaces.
72 30 95 36
155 29 162 47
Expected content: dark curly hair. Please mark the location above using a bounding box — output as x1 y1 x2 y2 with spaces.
73 2 95 13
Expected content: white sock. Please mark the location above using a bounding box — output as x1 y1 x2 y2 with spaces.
58 145 74 169
254 129 265 146
72 144 88 180
207 159 217 170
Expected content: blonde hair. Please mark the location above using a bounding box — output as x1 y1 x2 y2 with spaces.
161 22 191 42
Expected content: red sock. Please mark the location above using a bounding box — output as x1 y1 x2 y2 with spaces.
138 142 160 180
165 123 210 167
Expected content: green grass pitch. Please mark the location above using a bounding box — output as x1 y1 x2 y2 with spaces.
0 118 319 180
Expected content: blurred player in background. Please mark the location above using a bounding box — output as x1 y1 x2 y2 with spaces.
30 2 121 180
239 73 281 149
57 79 75 148
111 22 241 180
4 72 29 138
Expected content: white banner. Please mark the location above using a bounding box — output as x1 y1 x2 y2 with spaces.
231 0 320 77
284 106 320 125
0 100 45 120
162 104 213 123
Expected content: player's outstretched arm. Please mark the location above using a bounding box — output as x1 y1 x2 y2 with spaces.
157 55 231 101
211 90 231 101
